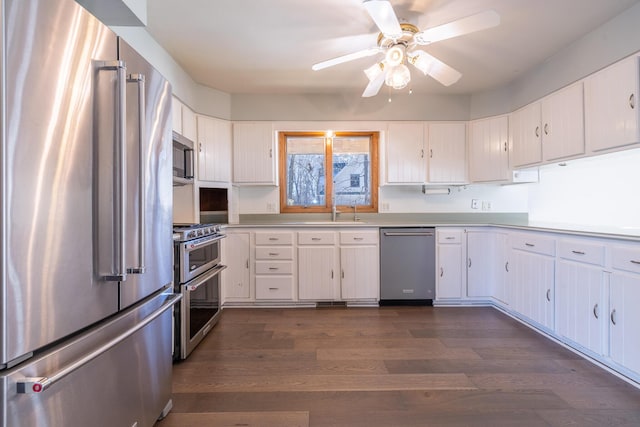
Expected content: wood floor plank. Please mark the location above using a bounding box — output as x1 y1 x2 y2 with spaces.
172 373 476 393
316 346 482 361
158 411 309 427
384 358 574 375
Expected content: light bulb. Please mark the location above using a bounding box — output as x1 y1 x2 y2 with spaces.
385 64 411 90
385 45 404 67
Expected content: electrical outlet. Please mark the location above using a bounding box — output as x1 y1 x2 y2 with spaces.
482 201 488 211
266 202 276 212
486 201 492 210
471 199 479 209
381 202 390 212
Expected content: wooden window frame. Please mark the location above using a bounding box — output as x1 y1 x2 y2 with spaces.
279 131 379 214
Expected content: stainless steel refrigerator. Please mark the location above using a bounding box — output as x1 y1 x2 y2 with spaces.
0 0 180 425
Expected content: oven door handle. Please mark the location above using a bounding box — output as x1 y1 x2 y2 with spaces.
185 234 227 251
185 264 227 292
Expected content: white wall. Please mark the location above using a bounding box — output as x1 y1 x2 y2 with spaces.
528 148 640 231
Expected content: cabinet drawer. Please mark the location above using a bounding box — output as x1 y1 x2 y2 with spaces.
558 239 605 266
298 231 336 245
255 277 293 300
339 230 378 245
255 232 293 245
437 229 462 244
511 233 556 256
255 247 293 260
611 245 640 275
255 260 293 275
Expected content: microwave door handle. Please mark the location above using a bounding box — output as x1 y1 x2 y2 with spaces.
185 264 227 291
96 60 127 282
184 148 194 179
127 73 146 275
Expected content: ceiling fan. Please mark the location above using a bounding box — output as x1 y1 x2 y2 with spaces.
312 0 500 97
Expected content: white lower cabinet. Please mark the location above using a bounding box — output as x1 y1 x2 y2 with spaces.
298 245 338 300
555 238 605 355
254 231 294 301
436 228 466 300
466 230 495 298
608 244 640 377
223 231 251 301
509 233 556 331
340 244 379 300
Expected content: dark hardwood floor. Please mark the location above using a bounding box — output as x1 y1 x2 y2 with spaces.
157 306 640 426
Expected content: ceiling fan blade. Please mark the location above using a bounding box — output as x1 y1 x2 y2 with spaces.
362 69 387 97
415 10 500 45
408 50 461 86
312 47 381 71
362 0 402 38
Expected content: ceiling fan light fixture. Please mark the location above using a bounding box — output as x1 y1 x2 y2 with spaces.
385 45 404 67
385 64 410 90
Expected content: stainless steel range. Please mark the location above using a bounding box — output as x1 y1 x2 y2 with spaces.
173 224 226 359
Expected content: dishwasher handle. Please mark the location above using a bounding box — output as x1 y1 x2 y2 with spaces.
383 231 434 237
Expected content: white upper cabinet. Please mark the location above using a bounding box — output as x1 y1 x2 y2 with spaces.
386 122 426 184
232 122 276 185
468 115 510 182
171 96 197 143
427 122 467 184
197 115 231 183
541 82 585 161
510 101 542 168
585 55 640 153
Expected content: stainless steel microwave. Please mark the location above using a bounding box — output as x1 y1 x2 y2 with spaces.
173 131 194 185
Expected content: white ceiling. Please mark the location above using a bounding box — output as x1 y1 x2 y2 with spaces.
146 0 639 96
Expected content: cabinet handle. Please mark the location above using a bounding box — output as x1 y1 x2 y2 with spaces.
631 260 640 265
610 309 617 325
341 270 345 279
331 270 334 279
420 149 424 158
311 237 321 241
535 126 540 138
199 142 202 153
505 261 509 272
593 303 599 319
546 289 551 302
468 258 472 268
268 252 279 256
269 148 273 158
430 149 433 158
445 236 455 240
630 93 636 109
504 141 508 152
268 267 279 271
245 259 249 269
572 250 585 255
440 267 444 277
268 237 279 241
268 287 279 291
544 123 549 135
525 243 535 247
353 237 364 241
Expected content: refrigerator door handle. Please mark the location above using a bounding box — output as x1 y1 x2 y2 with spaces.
97 60 127 282
127 73 146 275
16 293 182 395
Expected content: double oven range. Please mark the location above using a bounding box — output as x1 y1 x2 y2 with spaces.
173 223 226 359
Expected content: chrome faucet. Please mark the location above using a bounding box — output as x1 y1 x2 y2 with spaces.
352 204 360 222
332 205 340 222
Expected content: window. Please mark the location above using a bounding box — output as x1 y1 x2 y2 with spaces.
279 131 378 213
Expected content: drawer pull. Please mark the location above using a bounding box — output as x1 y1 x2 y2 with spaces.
268 287 279 291
311 237 321 241
525 243 535 247
631 260 640 265
572 250 585 255
268 252 279 256
445 236 455 240
610 309 617 325
268 267 279 271
268 237 279 241
353 237 364 241
593 303 599 319
546 289 551 302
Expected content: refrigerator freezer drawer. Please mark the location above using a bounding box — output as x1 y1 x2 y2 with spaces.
1 291 180 427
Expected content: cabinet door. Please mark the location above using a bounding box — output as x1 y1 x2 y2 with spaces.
340 246 379 300
197 115 231 183
609 271 640 375
468 115 510 182
541 82 585 161
511 250 555 330
585 55 640 153
233 122 275 184
171 96 183 133
556 260 603 354
494 232 509 305
436 244 463 299
298 246 337 300
386 122 426 184
466 231 494 297
428 123 467 183
223 232 251 299
511 102 542 168
181 105 197 143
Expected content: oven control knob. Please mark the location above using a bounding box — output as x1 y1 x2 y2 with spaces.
187 231 196 239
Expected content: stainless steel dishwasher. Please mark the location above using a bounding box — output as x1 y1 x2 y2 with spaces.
379 227 436 306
